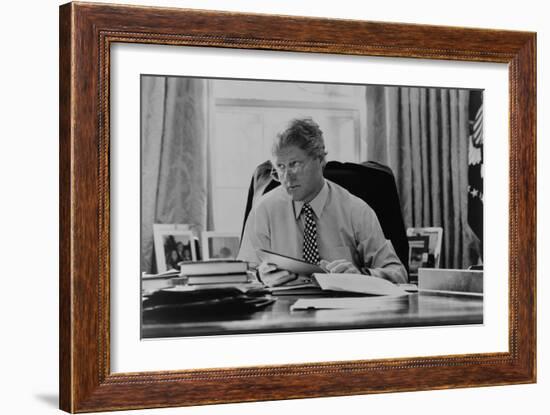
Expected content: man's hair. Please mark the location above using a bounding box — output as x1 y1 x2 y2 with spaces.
272 118 328 163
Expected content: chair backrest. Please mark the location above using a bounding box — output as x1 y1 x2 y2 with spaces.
241 160 409 273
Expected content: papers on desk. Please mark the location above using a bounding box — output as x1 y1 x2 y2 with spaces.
291 297 405 311
287 274 410 310
142 269 180 279
257 249 326 275
143 285 274 314
161 282 265 293
313 273 409 296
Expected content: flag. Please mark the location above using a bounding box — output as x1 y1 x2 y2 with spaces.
467 93 483 246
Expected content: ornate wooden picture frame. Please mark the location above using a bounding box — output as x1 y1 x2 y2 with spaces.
59 2 536 412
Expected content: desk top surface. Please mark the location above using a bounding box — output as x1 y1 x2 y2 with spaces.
142 290 483 339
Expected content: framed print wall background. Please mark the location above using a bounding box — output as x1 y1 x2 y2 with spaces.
59 2 536 413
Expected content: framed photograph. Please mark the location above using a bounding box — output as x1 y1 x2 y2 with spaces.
407 235 430 280
140 74 484 338
152 224 196 272
407 228 443 264
201 231 240 260
59 2 536 413
406 227 444 278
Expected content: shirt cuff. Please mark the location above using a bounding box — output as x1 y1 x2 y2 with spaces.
361 267 372 276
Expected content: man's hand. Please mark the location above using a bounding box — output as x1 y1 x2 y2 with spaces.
258 261 297 287
320 259 361 274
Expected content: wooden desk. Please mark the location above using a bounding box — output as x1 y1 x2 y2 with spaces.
142 290 483 338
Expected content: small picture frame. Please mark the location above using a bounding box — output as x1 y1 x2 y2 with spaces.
407 227 444 268
201 231 241 260
407 235 430 280
153 224 196 272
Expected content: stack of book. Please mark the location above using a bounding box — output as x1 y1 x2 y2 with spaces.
142 269 180 293
175 260 250 285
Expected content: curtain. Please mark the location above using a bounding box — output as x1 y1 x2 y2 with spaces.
467 93 484 253
366 86 482 269
141 76 209 273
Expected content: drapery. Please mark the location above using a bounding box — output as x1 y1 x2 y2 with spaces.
141 76 208 273
366 86 482 269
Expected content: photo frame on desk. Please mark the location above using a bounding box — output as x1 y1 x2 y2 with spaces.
201 231 240 260
152 224 196 272
59 2 536 413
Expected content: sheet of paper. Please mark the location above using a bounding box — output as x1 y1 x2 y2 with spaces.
257 249 326 275
313 273 409 296
290 297 406 310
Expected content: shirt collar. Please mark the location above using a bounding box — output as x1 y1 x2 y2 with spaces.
293 180 328 220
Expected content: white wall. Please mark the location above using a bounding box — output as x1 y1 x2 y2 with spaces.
1 0 547 414
210 79 364 232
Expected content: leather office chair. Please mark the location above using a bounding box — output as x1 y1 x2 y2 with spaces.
241 160 409 274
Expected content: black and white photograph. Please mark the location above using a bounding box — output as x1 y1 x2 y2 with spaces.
202 232 241 260
140 75 484 338
152 224 196 272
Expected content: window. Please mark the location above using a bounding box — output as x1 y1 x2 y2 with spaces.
208 79 367 233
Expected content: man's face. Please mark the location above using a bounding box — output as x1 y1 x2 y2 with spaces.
273 145 324 202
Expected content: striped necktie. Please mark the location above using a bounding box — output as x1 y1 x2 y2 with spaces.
302 203 320 264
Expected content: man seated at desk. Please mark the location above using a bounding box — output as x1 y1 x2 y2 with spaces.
237 117 407 286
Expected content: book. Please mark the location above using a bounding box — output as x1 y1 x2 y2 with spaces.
178 260 248 276
408 235 430 279
267 274 410 297
142 269 180 279
266 276 321 296
173 273 251 285
289 275 411 311
256 249 325 275
313 273 409 297
141 273 176 294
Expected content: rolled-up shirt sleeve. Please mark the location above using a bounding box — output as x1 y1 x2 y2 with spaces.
237 204 269 266
353 203 407 284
